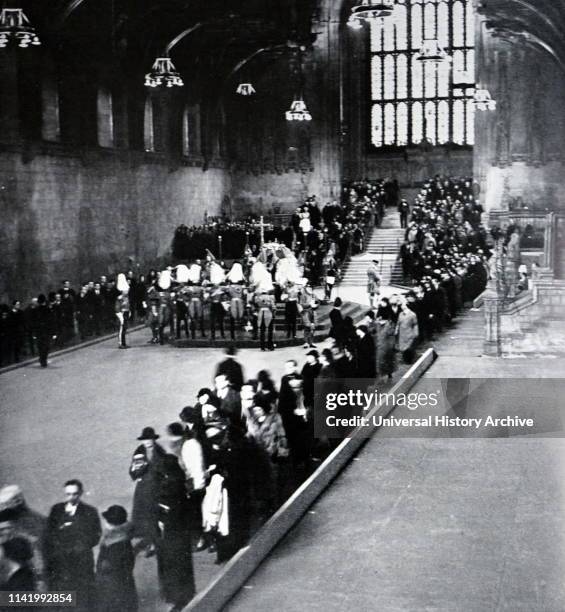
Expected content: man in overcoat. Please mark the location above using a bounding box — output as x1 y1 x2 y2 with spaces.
45 480 101 612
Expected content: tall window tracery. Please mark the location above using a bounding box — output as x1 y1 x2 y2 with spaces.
370 0 475 148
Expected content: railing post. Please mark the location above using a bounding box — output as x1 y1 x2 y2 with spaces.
483 282 503 357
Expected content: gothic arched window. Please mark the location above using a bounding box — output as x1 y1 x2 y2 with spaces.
370 0 475 148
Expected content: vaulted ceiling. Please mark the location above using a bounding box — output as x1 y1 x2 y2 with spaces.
20 0 318 86
477 0 565 72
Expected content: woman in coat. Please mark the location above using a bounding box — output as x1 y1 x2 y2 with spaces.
129 427 166 555
376 298 397 381
396 302 419 364
246 396 289 515
96 506 137 612
156 454 195 610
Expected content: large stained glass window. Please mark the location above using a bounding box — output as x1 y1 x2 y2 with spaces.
370 0 475 148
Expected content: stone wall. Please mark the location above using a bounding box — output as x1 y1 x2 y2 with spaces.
231 170 312 217
0 149 231 302
474 19 565 215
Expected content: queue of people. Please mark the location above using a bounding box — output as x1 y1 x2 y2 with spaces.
1 337 402 611
399 175 488 301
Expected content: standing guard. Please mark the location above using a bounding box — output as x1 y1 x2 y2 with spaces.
282 281 300 339
146 284 161 344
187 283 207 339
209 284 227 340
255 291 275 351
299 281 317 348
115 273 130 349
175 287 190 339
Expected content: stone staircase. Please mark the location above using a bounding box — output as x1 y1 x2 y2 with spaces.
500 279 565 356
424 306 486 358
340 211 406 287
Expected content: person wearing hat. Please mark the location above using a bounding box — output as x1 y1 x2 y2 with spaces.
397 298 419 365
366 260 380 309
0 536 36 592
299 282 317 349
0 485 47 592
32 294 57 367
214 346 245 392
356 325 376 380
45 480 101 612
115 274 131 349
96 506 138 612
301 350 321 415
328 297 344 345
155 454 195 610
129 427 166 556
398 198 410 228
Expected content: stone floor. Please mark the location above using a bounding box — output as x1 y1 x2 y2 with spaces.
0 326 338 611
225 321 565 612
4 286 563 611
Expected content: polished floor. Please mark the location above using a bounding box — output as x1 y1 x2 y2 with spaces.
226 337 565 611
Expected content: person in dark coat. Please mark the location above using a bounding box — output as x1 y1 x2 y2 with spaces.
32 294 56 368
215 374 242 425
301 350 321 411
278 360 311 467
129 427 166 556
96 506 138 612
213 426 252 563
214 346 245 391
328 297 344 344
156 455 195 611
0 536 36 593
7 301 25 363
0 485 47 591
356 326 377 380
45 480 101 612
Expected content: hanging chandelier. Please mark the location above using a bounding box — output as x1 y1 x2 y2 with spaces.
350 0 396 25
144 57 184 88
347 16 364 30
286 98 312 122
473 88 496 111
0 8 41 48
236 83 256 96
416 39 450 64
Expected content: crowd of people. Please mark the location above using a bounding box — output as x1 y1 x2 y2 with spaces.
0 187 384 367
0 333 409 611
0 174 501 611
397 176 489 332
171 190 379 287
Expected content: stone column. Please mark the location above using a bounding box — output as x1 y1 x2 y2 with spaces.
306 16 343 200
537 212 556 280
0 46 20 143
483 282 503 356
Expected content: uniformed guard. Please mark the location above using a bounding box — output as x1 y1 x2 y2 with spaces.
115 273 131 349
187 283 206 339
299 281 317 348
146 284 161 344
209 284 227 340
226 282 244 341
282 281 300 339
175 286 190 339
255 291 275 351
